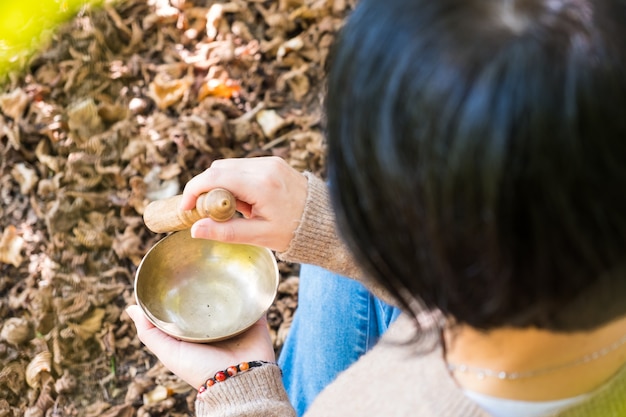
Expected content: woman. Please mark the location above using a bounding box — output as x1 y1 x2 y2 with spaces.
127 0 626 415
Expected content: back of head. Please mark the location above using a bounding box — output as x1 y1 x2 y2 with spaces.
326 0 626 331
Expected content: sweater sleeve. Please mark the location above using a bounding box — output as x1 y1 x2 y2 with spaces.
276 172 396 306
195 364 296 417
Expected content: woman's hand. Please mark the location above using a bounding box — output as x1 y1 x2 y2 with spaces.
125 305 276 389
180 156 308 252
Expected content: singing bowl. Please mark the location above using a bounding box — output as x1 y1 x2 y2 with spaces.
134 230 279 343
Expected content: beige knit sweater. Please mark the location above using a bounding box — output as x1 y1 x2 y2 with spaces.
195 173 626 417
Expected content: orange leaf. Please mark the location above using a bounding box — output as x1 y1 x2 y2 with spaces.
198 79 241 101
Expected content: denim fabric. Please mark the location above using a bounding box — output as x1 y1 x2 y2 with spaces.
278 264 401 416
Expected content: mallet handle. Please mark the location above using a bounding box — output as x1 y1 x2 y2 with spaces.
143 188 235 233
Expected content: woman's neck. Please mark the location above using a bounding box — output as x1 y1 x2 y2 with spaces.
444 315 626 401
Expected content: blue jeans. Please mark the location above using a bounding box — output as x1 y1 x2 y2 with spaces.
278 264 401 416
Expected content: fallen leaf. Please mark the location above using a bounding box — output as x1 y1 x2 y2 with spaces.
0 226 24 267
0 88 29 120
148 73 192 110
256 109 289 138
25 351 52 389
198 78 241 100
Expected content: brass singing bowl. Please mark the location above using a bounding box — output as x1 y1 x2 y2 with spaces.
134 230 279 343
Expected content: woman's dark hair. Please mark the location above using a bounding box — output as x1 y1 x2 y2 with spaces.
326 0 626 332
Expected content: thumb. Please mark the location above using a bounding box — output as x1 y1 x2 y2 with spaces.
125 305 149 326
126 305 177 350
190 218 274 249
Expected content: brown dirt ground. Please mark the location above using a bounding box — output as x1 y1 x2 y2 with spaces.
0 0 352 415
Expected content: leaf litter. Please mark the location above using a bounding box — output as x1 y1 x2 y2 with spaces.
0 0 352 414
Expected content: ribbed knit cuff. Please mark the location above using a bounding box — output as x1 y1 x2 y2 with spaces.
276 172 397 306
276 172 360 275
195 364 295 416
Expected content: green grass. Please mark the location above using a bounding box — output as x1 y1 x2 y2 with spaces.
0 0 102 79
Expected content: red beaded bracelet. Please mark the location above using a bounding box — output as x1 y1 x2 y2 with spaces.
197 360 271 394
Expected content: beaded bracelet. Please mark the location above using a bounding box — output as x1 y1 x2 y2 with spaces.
197 360 272 394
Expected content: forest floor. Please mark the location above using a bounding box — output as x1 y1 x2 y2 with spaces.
0 0 351 415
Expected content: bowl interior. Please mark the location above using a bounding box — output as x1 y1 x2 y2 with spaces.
134 230 279 342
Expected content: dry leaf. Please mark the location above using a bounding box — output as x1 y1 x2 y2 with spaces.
55 292 91 324
142 385 170 406
0 362 25 396
67 98 105 142
198 78 241 101
206 3 240 39
0 226 24 267
124 376 153 403
1 121 21 150
99 404 135 417
0 317 32 345
144 166 180 201
277 36 304 61
0 88 29 120
25 351 52 389
73 308 106 340
277 64 310 101
55 369 78 395
0 0 342 410
256 109 289 138
148 73 192 110
11 163 39 194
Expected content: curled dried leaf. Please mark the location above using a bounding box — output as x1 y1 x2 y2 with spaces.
0 225 24 268
73 307 106 340
35 377 55 412
0 88 29 120
71 212 113 249
54 292 91 324
0 317 32 345
0 362 25 396
55 369 78 395
98 102 128 124
72 226 113 249
67 99 105 143
35 140 63 173
11 163 39 194
1 122 21 150
148 74 192 110
25 351 52 389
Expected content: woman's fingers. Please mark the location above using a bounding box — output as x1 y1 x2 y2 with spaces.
175 156 307 251
126 305 276 389
179 157 282 210
190 217 290 251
